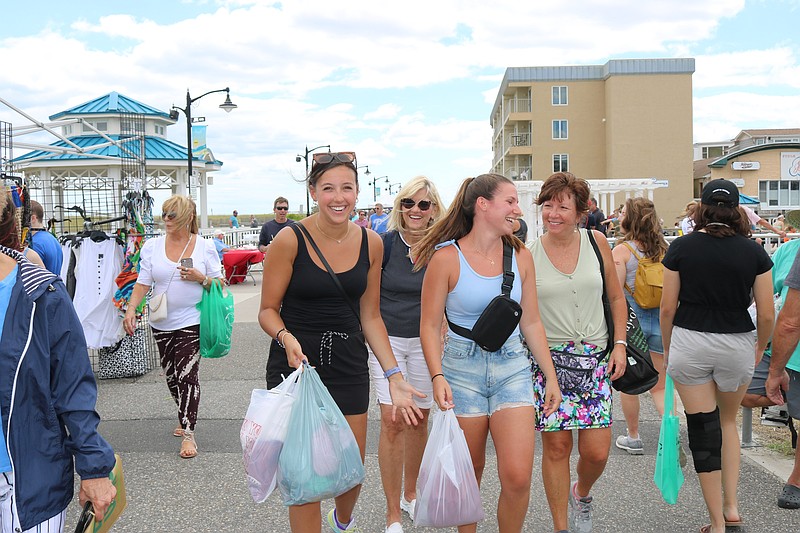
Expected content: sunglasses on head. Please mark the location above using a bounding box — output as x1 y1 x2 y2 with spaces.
312 151 356 167
399 198 433 211
275 206 289 211
161 211 177 220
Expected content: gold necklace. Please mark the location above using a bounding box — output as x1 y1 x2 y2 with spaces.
473 247 496 266
315 218 350 244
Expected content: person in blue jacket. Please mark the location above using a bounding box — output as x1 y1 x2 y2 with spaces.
0 187 116 532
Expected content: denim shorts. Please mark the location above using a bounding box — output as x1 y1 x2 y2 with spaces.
626 295 663 354
747 354 800 419
441 335 534 417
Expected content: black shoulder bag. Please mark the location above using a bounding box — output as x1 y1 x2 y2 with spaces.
295 224 362 328
447 242 523 352
587 231 658 395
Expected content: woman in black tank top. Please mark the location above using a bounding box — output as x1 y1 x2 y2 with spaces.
259 151 424 532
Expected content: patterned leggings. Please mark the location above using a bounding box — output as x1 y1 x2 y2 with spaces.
152 325 201 432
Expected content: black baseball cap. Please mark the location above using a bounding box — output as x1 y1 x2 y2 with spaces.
701 179 739 207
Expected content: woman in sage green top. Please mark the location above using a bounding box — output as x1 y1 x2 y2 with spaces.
528 172 628 533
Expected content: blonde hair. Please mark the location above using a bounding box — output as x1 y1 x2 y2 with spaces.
162 195 199 234
387 176 445 234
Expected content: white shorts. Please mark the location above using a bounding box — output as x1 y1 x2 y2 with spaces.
368 336 434 409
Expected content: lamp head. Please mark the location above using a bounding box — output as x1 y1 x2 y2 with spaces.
169 109 179 121
295 155 302 163
219 91 237 113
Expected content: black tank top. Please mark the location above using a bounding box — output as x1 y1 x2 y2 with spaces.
280 224 369 334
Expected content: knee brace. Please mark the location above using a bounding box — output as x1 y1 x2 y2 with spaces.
686 407 722 473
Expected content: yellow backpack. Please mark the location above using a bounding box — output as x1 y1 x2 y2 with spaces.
623 242 664 309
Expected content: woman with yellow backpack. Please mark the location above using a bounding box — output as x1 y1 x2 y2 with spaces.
611 197 669 454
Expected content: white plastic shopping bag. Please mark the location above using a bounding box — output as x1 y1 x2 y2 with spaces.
414 409 485 527
240 366 302 503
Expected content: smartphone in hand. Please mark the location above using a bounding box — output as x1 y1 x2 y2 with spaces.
180 258 193 269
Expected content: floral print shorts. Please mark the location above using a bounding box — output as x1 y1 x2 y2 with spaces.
532 340 613 431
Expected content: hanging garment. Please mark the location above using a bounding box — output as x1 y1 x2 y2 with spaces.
73 238 125 348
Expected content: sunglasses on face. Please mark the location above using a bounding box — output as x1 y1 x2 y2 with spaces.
312 151 356 168
275 206 289 211
399 198 433 211
162 211 177 220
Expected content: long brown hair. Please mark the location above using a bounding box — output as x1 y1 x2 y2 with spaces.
617 198 668 260
694 204 751 237
0 186 21 251
413 173 521 269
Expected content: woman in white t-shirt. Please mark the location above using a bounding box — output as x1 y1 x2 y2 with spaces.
123 195 222 459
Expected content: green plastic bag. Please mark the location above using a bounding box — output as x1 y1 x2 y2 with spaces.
654 375 684 504
278 364 365 506
196 279 234 358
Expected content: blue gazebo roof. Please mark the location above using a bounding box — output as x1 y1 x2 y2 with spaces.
49 92 171 121
13 135 221 165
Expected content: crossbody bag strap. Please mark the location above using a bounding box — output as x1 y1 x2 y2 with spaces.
501 242 514 296
586 230 614 355
158 234 193 293
296 223 362 326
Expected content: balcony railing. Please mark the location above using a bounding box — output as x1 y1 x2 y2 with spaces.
507 132 531 147
503 98 532 121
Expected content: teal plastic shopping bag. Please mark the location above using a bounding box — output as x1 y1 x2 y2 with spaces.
196 279 234 358
277 364 365 506
654 375 684 504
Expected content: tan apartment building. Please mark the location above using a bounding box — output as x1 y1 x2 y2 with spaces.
490 58 694 227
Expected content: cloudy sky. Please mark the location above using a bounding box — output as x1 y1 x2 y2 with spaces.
2 0 800 215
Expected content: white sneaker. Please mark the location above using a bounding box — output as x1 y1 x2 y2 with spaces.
400 497 416 521
385 522 404 533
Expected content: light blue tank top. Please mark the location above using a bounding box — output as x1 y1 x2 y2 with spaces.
444 241 522 341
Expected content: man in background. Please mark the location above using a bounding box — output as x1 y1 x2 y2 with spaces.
259 197 294 253
212 231 231 261
29 200 62 274
229 210 240 228
586 197 606 235
369 203 390 234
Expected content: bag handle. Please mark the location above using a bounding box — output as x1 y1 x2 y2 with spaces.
586 230 614 356
295 223 362 327
447 242 514 340
664 375 676 416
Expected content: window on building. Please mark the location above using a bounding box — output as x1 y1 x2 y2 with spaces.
155 124 165 135
553 154 569 173
82 122 93 133
552 86 568 106
702 146 726 159
552 120 568 139
63 125 72 136
96 122 107 132
759 180 800 208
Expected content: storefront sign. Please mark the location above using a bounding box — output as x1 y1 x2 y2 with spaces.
782 152 800 180
732 161 759 170
730 178 745 187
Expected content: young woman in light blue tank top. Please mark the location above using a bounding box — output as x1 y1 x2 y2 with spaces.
415 173 561 533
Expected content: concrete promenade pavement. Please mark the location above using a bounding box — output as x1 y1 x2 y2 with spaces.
73 272 800 532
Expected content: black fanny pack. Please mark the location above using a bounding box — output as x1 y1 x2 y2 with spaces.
447 243 522 352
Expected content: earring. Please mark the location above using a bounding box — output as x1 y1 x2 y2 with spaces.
574 225 578 233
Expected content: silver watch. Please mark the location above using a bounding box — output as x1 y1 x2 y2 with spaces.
202 277 210 287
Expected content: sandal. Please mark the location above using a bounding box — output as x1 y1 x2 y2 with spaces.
173 427 184 437
778 483 800 509
699 526 711 533
180 431 198 459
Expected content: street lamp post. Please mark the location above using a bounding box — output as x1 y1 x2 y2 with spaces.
368 176 388 202
296 145 330 216
171 87 237 197
387 182 402 195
